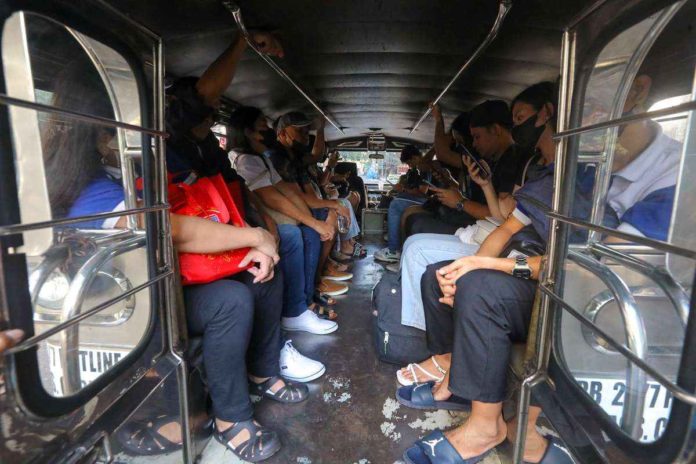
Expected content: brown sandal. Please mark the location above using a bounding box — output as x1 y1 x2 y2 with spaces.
309 302 338 320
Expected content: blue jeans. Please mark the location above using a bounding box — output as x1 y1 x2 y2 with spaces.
400 233 479 330
387 192 426 252
278 223 321 317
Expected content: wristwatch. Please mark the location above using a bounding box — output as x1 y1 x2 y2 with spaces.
455 201 465 212
512 255 532 279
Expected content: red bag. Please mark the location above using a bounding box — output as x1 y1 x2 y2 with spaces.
169 173 252 285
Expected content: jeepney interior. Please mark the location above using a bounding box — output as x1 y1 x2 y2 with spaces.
1 0 696 463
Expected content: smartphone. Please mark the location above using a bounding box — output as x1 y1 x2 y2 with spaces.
460 146 490 180
421 179 438 189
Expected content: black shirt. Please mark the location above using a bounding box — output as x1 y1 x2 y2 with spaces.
489 143 532 195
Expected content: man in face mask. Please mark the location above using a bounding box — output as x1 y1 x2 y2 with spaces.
274 111 354 295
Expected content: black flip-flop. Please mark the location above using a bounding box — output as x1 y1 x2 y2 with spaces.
396 381 470 411
314 291 336 306
524 437 575 464
215 420 281 463
116 415 182 456
250 375 308 404
403 430 495 464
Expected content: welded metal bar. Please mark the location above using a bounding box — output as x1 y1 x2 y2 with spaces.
0 93 167 137
4 270 172 355
410 0 512 134
553 100 696 140
540 284 696 406
222 1 344 134
545 211 696 260
513 27 576 464
568 250 648 438
0 204 168 237
590 242 689 324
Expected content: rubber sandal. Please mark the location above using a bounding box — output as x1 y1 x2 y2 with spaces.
215 420 280 463
250 375 308 404
524 437 575 464
309 302 338 320
314 291 336 306
116 415 182 456
352 242 367 258
396 356 447 386
403 430 494 464
396 381 470 411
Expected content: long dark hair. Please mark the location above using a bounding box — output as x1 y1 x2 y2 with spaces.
43 58 115 217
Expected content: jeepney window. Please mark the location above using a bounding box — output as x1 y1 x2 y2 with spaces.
1 12 154 398
555 1 696 444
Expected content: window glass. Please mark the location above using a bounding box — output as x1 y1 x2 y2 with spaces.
1 12 153 397
338 151 408 189
555 1 696 443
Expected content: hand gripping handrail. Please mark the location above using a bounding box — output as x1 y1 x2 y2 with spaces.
568 250 648 439
222 1 344 134
409 0 512 134
59 236 146 395
589 242 689 324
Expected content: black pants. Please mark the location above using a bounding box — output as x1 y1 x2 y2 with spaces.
421 261 536 403
183 270 283 422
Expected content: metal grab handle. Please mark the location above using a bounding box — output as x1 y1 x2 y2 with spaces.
568 250 648 440
409 0 512 134
590 242 689 324
222 1 344 134
59 236 146 395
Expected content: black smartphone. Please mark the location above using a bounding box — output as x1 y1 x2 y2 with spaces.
460 146 490 180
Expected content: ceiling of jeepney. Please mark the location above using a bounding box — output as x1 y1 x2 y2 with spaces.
108 0 595 142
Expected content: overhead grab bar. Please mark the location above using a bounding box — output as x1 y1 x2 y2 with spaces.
568 250 648 440
409 0 512 134
590 242 689 324
222 1 344 134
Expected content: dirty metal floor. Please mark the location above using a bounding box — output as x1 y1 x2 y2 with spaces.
200 239 513 464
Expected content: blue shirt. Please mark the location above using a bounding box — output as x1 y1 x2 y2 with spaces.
67 171 125 229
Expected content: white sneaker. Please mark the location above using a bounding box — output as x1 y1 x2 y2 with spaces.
282 309 338 335
280 340 326 382
374 247 400 263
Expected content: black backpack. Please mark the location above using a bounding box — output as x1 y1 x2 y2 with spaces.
372 273 431 365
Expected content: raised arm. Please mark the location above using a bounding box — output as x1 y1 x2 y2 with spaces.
431 104 464 168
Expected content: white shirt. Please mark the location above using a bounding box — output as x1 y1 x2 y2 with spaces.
231 150 283 192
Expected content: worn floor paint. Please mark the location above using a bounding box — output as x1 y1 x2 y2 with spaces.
199 241 514 463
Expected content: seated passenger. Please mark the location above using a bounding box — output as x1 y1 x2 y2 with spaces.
374 145 431 263
403 100 532 239
273 111 354 291
392 85 556 356
45 53 306 462
229 105 344 324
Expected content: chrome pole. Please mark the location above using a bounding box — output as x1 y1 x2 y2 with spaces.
512 27 576 464
409 0 512 134
222 1 344 134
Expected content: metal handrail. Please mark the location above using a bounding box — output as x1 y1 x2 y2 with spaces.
222 1 344 134
59 236 146 395
553 99 696 140
590 242 690 324
540 284 696 407
409 0 512 134
0 93 167 137
0 204 168 237
545 211 696 260
568 250 648 439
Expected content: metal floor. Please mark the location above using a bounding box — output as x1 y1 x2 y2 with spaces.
200 239 513 464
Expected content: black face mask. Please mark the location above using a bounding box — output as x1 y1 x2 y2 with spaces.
291 140 310 155
512 113 546 151
260 129 278 149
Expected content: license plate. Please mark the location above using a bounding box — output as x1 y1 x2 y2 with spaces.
576 377 672 442
47 344 128 396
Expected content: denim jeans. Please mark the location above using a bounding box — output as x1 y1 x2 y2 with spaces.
387 192 426 252
183 271 283 422
338 198 360 241
278 223 321 315
400 233 479 330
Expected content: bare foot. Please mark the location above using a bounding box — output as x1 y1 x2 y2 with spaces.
507 416 549 463
445 415 507 460
249 375 286 394
156 421 183 444
399 354 451 383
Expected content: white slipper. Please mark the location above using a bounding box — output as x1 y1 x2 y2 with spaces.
396 356 447 386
